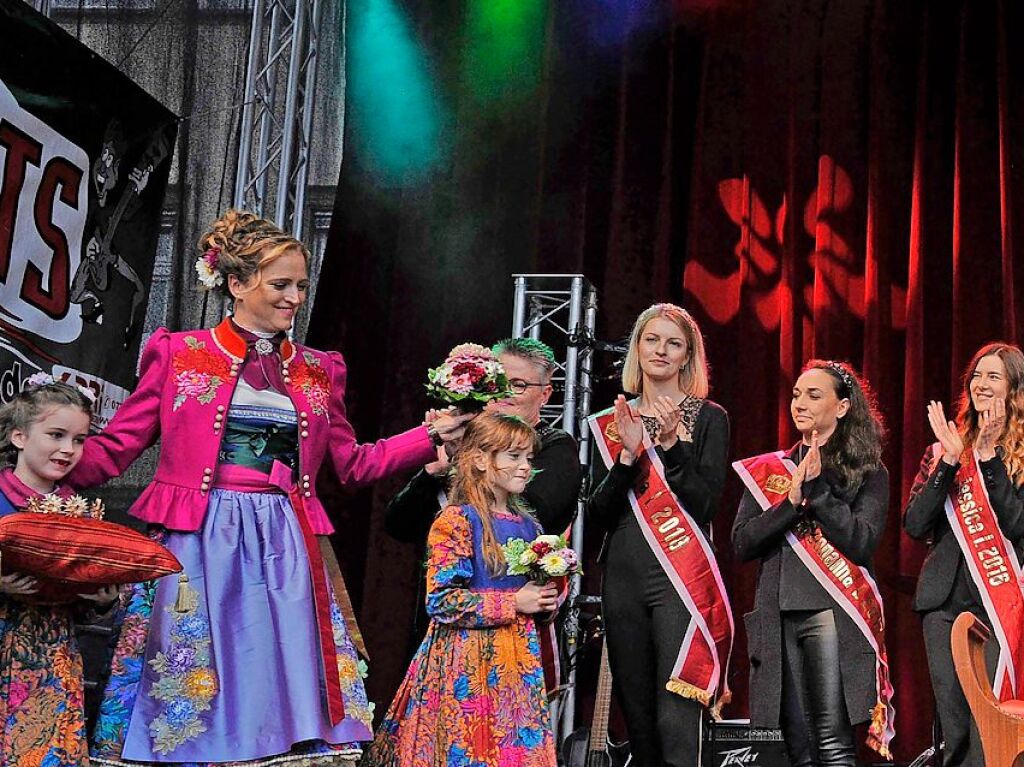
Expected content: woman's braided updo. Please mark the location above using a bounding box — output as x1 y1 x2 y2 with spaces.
198 210 309 297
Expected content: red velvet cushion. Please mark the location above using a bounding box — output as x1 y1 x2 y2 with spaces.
0 513 181 603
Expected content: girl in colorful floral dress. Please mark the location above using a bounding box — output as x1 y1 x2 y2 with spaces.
0 380 119 766
362 413 559 767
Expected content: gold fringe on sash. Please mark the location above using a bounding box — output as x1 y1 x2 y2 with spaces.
665 677 732 720
866 701 892 759
665 678 711 706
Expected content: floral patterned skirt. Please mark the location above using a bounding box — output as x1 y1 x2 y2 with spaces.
362 617 556 767
0 599 88 767
89 487 373 766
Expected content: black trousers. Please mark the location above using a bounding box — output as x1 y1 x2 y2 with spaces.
921 578 998 767
603 519 704 767
780 609 856 767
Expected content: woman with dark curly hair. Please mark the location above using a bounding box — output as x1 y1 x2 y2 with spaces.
733 360 894 767
904 342 1024 767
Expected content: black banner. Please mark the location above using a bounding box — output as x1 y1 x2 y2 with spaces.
0 0 176 427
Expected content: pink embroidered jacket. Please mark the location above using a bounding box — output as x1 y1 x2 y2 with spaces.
67 320 435 534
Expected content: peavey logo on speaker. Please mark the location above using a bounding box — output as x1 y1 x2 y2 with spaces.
717 746 760 766
705 722 787 767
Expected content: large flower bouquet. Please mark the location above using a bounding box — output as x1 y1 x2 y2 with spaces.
425 343 510 411
502 533 581 585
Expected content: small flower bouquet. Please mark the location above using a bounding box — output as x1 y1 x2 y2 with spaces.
26 493 105 519
425 343 510 411
502 533 581 584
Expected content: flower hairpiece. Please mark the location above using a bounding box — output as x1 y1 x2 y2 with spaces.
24 372 98 405
826 361 855 393
195 246 224 290
26 492 105 519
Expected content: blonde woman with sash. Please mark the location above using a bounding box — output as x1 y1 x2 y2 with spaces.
587 303 732 767
733 361 894 767
904 342 1024 767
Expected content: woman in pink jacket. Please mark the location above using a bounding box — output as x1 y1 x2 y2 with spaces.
74 210 468 767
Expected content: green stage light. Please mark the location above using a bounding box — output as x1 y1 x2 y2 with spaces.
347 0 448 184
463 0 546 106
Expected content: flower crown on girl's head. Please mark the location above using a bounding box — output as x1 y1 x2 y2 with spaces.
195 246 224 290
24 372 98 406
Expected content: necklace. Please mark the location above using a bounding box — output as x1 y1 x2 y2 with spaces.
639 395 701 442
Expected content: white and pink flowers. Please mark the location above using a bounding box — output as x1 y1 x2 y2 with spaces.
194 246 223 290
426 343 510 409
502 533 581 584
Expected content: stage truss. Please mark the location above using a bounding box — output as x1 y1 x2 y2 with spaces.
234 0 321 240
511 274 598 743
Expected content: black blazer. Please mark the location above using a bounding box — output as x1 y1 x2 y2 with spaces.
586 399 730 560
732 444 889 728
903 446 1024 613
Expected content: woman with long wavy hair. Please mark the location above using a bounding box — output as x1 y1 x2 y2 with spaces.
733 360 894 766
904 342 1024 767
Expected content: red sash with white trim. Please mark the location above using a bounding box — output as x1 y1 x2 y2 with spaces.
939 445 1024 700
589 406 733 709
733 451 895 758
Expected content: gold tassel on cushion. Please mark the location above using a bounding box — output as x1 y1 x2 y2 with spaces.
174 573 198 614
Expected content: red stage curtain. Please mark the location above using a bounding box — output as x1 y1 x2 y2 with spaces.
684 0 1024 757
309 0 1024 759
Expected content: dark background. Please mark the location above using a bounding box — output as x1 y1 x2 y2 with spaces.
308 0 1024 760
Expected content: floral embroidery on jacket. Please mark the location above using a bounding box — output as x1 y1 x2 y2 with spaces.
290 352 331 416
146 607 219 754
171 336 232 410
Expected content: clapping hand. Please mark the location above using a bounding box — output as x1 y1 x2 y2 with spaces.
651 395 686 449
927 400 964 466
788 431 821 507
975 397 1006 461
614 394 645 463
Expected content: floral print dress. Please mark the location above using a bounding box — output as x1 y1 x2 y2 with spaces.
0 470 91 767
362 504 556 767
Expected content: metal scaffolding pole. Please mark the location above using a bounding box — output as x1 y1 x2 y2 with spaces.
234 0 321 240
510 274 598 745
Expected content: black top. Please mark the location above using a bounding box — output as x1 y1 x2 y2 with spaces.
732 442 889 728
732 443 889 611
587 399 730 551
903 446 1024 612
384 423 582 542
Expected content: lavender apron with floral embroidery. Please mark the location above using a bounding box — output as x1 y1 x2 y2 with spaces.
90 461 373 765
